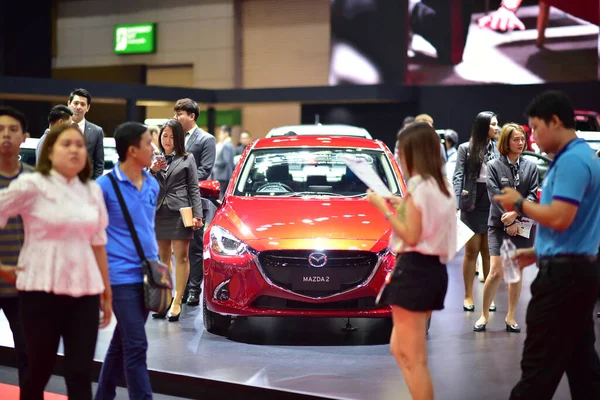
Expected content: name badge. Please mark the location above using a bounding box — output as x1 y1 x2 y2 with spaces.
516 217 534 239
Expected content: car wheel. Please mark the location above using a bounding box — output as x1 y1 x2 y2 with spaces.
203 297 231 336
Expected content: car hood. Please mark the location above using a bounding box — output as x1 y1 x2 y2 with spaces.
213 196 391 247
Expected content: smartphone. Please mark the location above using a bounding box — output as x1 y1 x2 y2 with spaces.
153 154 167 170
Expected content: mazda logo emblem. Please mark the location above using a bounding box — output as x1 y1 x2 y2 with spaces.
308 252 328 268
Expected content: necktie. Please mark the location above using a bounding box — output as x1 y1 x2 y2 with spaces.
510 161 520 188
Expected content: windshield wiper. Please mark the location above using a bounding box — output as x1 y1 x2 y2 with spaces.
283 191 345 197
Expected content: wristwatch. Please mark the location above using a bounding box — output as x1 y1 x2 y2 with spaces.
514 197 525 216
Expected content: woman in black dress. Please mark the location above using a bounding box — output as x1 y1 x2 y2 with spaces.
453 111 500 311
150 119 203 321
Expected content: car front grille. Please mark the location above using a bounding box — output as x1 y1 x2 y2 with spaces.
252 296 378 310
257 250 379 298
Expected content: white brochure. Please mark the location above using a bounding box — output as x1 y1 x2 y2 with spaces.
343 156 393 198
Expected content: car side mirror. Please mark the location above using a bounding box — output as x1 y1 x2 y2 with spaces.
199 180 221 207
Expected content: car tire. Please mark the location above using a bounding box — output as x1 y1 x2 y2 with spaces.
203 297 231 336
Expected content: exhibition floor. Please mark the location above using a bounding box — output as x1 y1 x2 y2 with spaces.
0 252 599 399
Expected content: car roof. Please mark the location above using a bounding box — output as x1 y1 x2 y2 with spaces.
576 131 600 140
266 124 373 139
252 136 386 150
19 138 40 149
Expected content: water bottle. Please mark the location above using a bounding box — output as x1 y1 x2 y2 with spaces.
500 238 521 283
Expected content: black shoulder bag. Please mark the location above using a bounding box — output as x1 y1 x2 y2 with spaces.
107 174 173 314
459 148 475 212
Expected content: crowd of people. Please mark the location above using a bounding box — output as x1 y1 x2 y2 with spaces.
380 90 600 399
0 89 599 400
0 90 253 399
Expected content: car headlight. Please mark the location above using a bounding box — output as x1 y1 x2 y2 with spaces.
210 225 247 256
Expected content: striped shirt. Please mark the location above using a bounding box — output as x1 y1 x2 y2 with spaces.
0 163 34 297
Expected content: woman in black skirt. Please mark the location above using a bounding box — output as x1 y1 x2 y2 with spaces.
453 111 500 311
474 123 538 333
368 122 456 400
149 119 203 321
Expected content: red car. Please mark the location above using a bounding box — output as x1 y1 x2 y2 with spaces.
199 136 406 335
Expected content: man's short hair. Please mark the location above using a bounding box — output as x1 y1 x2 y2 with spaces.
402 116 415 127
114 122 148 162
47 105 73 125
68 88 92 105
0 106 27 133
220 125 232 136
526 90 575 129
173 98 199 121
415 113 434 126
445 129 459 148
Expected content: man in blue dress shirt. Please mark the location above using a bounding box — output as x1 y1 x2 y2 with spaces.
95 122 158 400
495 90 600 400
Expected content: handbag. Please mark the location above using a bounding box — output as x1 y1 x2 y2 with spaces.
459 148 475 212
107 174 173 314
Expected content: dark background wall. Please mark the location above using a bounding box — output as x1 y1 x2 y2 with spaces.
0 1 54 136
302 81 600 151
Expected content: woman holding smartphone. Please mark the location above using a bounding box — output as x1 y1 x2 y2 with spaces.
149 119 202 321
474 123 538 333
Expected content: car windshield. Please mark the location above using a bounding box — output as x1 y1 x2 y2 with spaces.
235 147 400 197
18 148 37 168
104 145 119 171
585 140 600 152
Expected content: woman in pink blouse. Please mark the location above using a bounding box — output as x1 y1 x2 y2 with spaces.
0 124 112 400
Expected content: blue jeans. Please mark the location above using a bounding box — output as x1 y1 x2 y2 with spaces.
95 283 152 400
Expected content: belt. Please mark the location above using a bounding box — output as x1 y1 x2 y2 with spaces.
538 254 597 269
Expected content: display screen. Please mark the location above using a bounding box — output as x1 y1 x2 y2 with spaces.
329 0 599 85
114 23 157 55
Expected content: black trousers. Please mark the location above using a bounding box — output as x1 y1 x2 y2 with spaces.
0 296 28 388
19 291 99 400
510 256 600 399
187 208 208 296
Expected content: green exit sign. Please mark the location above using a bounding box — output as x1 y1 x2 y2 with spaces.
114 23 157 54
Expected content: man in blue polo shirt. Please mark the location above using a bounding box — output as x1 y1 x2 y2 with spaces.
95 122 158 400
495 90 600 400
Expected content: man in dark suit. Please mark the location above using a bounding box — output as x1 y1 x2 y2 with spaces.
174 98 216 306
36 105 73 163
213 125 236 199
67 88 105 179
236 131 252 156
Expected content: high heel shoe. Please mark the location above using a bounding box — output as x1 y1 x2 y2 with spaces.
473 321 487 332
463 304 475 312
152 298 173 319
167 297 182 322
489 302 497 312
505 321 521 333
